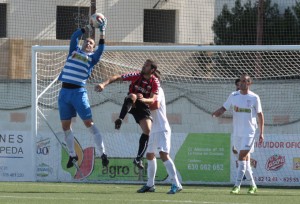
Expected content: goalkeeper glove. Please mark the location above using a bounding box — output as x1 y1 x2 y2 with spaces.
99 17 107 35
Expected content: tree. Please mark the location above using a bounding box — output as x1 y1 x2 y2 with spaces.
212 0 300 45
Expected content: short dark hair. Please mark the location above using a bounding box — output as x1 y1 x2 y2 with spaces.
146 59 158 70
240 73 253 83
235 78 240 86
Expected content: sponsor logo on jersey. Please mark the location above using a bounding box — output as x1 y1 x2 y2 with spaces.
123 72 139 78
234 105 251 113
265 154 285 171
71 52 89 63
134 85 150 94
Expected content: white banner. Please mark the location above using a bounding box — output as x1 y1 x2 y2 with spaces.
0 131 35 181
231 134 300 186
36 132 71 181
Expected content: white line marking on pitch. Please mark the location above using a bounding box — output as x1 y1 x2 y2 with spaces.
0 195 250 204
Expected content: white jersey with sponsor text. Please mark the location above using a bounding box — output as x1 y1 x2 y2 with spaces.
151 87 171 133
223 90 262 138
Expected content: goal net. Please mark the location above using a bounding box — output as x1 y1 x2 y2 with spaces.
33 45 300 185
2 0 300 186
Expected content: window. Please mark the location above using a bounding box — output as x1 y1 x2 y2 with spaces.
144 9 176 43
0 4 7 38
56 6 89 40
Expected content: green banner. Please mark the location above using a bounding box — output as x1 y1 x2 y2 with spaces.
174 133 230 182
61 133 230 182
62 150 168 181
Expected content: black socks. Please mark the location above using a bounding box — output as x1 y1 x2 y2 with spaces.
119 97 134 119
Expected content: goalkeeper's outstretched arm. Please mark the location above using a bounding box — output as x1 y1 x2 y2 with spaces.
68 29 84 56
91 14 107 64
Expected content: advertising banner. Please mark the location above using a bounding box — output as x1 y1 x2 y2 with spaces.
175 133 231 183
0 131 35 181
36 132 170 182
37 132 300 186
36 132 72 181
231 134 300 186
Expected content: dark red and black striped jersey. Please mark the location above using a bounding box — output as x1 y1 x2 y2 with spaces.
121 72 160 98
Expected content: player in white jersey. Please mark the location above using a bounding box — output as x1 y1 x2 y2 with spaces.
58 14 109 169
232 78 247 181
137 71 182 194
212 74 264 194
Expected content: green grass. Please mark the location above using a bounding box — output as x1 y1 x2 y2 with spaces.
0 182 299 204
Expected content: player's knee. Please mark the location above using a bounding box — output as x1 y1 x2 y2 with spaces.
238 150 250 160
61 121 71 131
83 119 93 128
62 126 70 131
140 126 150 135
62 125 71 132
159 151 169 162
127 94 137 101
146 153 155 160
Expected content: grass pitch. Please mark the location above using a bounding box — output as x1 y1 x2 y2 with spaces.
0 182 299 204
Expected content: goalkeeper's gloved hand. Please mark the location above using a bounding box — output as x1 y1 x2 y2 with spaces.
99 17 107 35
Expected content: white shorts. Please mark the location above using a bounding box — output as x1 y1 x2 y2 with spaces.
233 137 255 153
147 130 171 154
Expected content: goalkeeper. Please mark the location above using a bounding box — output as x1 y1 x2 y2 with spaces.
57 14 109 169
95 59 160 170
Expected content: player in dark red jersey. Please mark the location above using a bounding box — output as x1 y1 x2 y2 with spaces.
95 59 160 169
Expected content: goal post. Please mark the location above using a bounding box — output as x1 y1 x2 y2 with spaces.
32 45 300 185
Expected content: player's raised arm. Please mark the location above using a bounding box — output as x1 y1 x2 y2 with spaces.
91 13 107 64
68 29 84 56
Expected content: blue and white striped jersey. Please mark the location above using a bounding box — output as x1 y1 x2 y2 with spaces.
58 29 105 86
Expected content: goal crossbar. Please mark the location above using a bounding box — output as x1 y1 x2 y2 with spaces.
32 45 300 52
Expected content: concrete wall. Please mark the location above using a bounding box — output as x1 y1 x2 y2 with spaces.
1 0 295 42
2 0 215 44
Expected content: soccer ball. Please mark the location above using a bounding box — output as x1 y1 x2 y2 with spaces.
90 13 105 28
